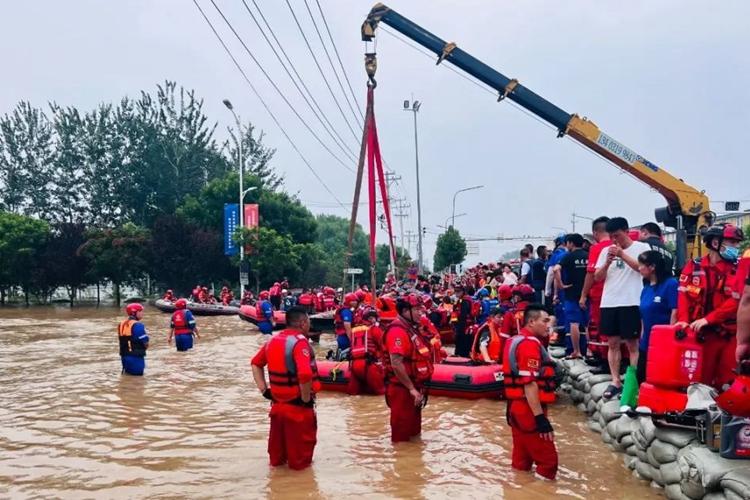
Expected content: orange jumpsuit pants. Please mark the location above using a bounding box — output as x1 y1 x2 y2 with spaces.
268 402 317 470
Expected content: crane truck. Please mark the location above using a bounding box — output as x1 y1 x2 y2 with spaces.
361 3 714 269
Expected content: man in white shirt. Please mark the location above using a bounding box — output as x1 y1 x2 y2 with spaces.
594 217 651 400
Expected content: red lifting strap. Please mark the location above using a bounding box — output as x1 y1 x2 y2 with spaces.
365 86 397 267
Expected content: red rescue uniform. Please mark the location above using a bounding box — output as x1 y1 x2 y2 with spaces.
470 321 505 363
382 318 435 443
677 256 739 388
501 301 529 339
251 329 321 470
502 328 558 480
348 324 385 395
735 250 750 299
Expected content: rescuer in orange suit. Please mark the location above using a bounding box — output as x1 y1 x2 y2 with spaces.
502 303 558 480
348 308 385 395
675 224 744 388
470 307 506 364
735 248 750 363
251 307 320 470
382 293 435 443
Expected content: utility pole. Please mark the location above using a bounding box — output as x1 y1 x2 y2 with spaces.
392 197 410 256
383 171 401 273
403 98 423 271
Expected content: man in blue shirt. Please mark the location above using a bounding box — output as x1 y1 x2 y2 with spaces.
118 303 149 376
257 291 274 335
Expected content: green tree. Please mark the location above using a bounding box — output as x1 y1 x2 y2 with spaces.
434 226 467 272
226 122 282 191
0 211 50 305
742 225 750 253
313 214 370 285
78 223 151 306
239 227 301 291
375 244 411 281
38 222 91 305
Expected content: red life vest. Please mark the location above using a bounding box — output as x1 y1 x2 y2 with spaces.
470 321 505 363
382 319 435 386
323 296 336 310
502 334 556 403
350 325 380 361
298 293 313 306
171 310 193 335
269 284 281 297
678 256 738 334
256 300 271 322
334 306 350 335
265 331 321 403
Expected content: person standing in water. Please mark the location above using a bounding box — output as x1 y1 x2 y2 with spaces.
118 303 149 376
168 298 200 351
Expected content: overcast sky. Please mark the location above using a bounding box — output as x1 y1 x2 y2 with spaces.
2 1 749 268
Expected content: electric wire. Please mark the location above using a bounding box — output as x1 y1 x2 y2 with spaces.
302 0 362 128
192 0 347 208
284 0 360 141
314 0 365 122
207 0 354 173
243 0 359 163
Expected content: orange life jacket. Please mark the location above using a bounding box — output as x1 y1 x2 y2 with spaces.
470 321 504 363
118 319 146 357
502 333 556 403
419 317 444 364
171 310 192 335
266 331 321 403
334 306 349 335
382 319 434 386
256 300 272 322
350 325 379 361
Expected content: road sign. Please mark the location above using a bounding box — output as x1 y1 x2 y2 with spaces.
344 268 364 275
239 272 249 286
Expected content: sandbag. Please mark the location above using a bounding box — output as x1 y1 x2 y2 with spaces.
559 382 573 393
624 454 637 470
587 373 613 385
583 392 592 405
661 460 682 485
678 446 747 499
611 415 638 441
704 493 728 500
656 427 698 448
621 434 634 448
586 399 597 415
590 382 611 401
647 445 662 468
626 443 637 456
724 489 746 500
635 459 656 481
651 464 665 486
588 420 603 434
651 439 680 464
549 346 566 359
665 483 692 500
577 403 587 413
600 400 622 423
720 469 750 499
636 447 649 463
598 414 607 429
567 362 591 378
570 389 584 403
602 430 613 444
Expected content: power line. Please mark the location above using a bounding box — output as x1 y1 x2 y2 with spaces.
244 0 358 163
302 0 362 128
191 0 346 208
284 0 360 142
207 0 354 173
313 0 365 122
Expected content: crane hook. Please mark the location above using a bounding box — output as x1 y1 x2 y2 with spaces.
365 52 377 88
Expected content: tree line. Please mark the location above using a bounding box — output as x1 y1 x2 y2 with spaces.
0 82 410 306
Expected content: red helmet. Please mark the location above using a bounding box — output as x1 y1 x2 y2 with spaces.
273 282 280 287
722 224 745 241
175 298 187 309
422 295 434 307
125 303 144 316
716 369 750 417
323 286 335 295
361 307 379 321
344 292 358 304
396 293 423 311
498 284 513 300
513 284 535 299
259 290 270 300
355 289 367 300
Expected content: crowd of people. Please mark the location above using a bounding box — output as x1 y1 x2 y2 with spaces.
121 214 750 479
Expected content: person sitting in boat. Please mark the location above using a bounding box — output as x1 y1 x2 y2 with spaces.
162 289 176 302
256 291 274 335
169 298 200 351
348 308 385 395
198 287 209 304
297 288 316 314
241 289 254 306
191 285 202 302
334 293 359 353
220 286 234 306
470 307 506 364
118 303 149 376
501 284 536 340
497 284 514 313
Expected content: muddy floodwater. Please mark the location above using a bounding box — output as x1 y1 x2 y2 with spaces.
0 307 663 499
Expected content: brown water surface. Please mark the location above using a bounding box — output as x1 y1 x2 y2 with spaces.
0 307 662 499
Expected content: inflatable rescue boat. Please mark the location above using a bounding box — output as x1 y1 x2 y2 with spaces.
154 299 239 316
238 304 286 329
317 357 503 400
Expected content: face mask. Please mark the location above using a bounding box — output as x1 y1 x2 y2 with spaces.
720 245 740 262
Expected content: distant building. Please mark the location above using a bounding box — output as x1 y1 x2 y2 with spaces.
663 211 750 244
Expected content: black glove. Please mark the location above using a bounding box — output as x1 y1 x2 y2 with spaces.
535 414 553 433
262 388 273 401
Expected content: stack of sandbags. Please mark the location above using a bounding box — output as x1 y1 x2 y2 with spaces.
676 445 750 499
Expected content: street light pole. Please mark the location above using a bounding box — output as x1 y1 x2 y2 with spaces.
223 99 245 294
452 185 483 227
444 213 467 229
404 99 423 271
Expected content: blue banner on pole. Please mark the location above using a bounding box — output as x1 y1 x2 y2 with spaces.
224 203 239 256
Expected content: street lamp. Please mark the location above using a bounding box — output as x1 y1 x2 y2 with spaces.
452 185 483 227
223 98 246 294
444 212 467 229
404 98 423 271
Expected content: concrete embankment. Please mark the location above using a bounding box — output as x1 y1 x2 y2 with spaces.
552 349 750 500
